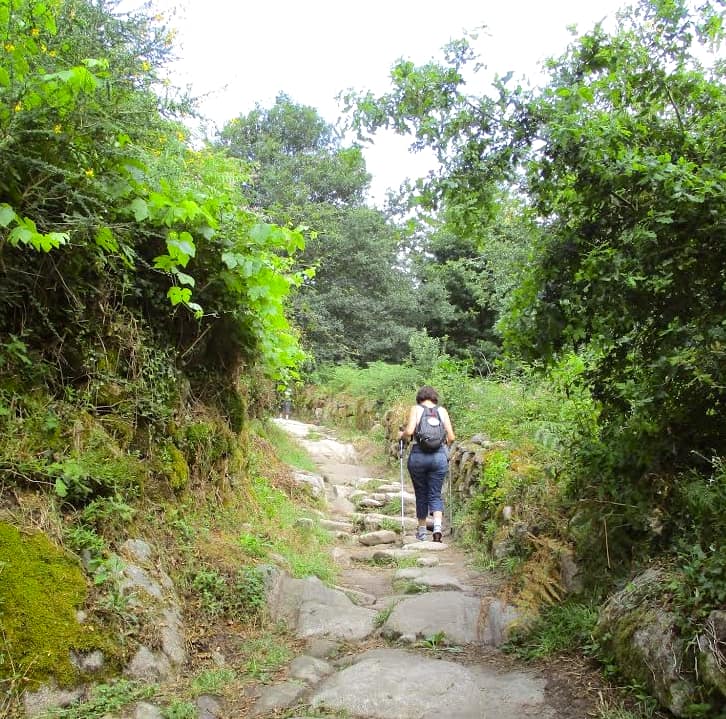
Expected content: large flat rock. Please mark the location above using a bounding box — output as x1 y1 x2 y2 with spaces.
382 591 482 645
309 648 554 719
268 574 377 641
394 566 471 591
401 540 449 551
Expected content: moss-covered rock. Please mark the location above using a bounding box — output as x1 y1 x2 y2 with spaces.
594 569 699 717
698 611 726 705
0 522 108 686
155 442 190 492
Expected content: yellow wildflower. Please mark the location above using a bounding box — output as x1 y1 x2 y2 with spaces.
141 60 151 72
176 131 185 142
40 43 47 53
49 50 57 57
4 42 15 52
53 124 62 134
31 28 40 37
84 168 94 178
14 102 22 113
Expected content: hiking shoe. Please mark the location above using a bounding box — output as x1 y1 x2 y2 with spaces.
432 531 443 543
416 527 428 541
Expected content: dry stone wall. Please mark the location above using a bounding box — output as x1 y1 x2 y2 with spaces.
298 393 504 510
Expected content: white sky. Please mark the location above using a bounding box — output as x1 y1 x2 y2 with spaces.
147 0 626 204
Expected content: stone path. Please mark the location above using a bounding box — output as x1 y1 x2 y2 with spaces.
249 419 584 719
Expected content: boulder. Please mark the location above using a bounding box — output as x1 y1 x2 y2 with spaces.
267 573 377 641
288 655 334 684
130 702 164 719
23 682 86 718
125 645 172 681
481 599 527 646
595 569 699 717
697 610 726 702
196 695 224 719
249 681 306 717
382 592 482 645
394 566 469 592
309 647 553 719
292 470 326 497
358 530 398 546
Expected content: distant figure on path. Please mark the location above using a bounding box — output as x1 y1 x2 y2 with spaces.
398 386 455 542
280 389 293 420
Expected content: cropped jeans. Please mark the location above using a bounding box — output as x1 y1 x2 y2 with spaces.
407 444 448 519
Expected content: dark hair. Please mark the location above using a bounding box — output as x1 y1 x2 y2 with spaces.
416 386 439 404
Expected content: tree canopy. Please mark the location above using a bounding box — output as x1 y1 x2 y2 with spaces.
218 95 429 365
347 0 726 549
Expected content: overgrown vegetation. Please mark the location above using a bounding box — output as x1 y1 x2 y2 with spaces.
336 2 726 714
2 0 725 716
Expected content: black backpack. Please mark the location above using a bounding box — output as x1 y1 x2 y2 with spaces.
414 405 446 452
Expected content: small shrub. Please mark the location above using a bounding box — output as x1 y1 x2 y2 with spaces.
190 565 267 623
162 700 197 719
504 599 599 661
238 532 271 559
81 495 136 530
191 667 237 696
241 634 293 682
63 524 106 557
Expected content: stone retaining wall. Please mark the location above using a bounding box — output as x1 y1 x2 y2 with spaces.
380 409 502 506
299 392 504 514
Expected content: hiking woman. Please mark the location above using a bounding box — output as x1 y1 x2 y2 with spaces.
398 386 455 542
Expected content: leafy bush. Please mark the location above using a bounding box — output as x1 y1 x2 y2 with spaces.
313 361 421 407
189 566 267 622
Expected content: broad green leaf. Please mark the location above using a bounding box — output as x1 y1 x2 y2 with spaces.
0 67 9 87
250 223 272 244
167 286 192 306
129 198 149 222
82 58 109 71
577 86 594 103
95 226 118 251
187 301 204 318
8 226 35 247
221 251 242 269
167 232 196 265
172 269 195 287
0 204 16 227
54 478 68 498
153 255 175 271
42 232 69 250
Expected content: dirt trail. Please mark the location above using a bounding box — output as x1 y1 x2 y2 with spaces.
247 418 605 719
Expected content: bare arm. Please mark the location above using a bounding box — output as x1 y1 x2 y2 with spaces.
399 405 419 440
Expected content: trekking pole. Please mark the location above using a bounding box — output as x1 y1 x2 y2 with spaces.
447 472 454 539
399 426 406 545
446 442 454 539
